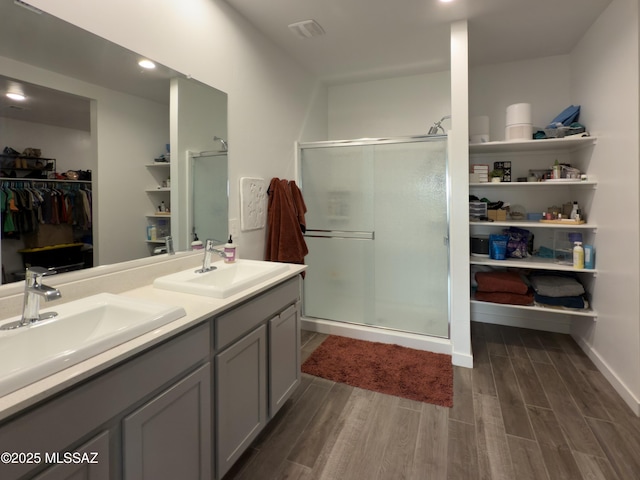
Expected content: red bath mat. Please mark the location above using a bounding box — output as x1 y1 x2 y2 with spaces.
302 335 453 407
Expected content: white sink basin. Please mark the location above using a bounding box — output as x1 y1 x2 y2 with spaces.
0 293 186 397
153 259 290 298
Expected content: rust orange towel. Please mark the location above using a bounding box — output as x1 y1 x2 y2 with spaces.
266 178 308 267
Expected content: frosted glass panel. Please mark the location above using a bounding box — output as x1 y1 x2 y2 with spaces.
301 146 374 232
192 153 228 242
373 141 448 337
303 236 374 324
301 137 449 338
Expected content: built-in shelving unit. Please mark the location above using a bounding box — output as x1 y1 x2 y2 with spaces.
145 163 171 251
469 135 598 319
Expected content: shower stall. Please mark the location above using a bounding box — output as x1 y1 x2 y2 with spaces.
298 135 450 340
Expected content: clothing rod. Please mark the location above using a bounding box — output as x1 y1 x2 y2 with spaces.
0 177 91 184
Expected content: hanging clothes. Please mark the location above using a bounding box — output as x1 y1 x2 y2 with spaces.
266 178 308 269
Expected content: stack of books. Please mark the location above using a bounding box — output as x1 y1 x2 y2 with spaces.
470 164 489 183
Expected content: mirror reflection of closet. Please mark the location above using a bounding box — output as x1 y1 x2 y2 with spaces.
0 1 228 284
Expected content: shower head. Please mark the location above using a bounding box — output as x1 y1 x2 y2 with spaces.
214 136 228 151
428 115 451 135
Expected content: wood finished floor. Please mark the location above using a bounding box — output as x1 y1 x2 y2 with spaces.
223 323 640 480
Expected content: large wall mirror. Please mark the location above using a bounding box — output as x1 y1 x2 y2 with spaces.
0 0 228 284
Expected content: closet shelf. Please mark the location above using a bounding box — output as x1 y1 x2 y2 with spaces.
145 187 170 192
470 220 597 230
470 255 598 273
469 180 597 188
470 297 598 319
469 135 597 154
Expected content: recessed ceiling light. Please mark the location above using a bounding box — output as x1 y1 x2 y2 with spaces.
439 0 455 3
6 92 26 101
138 59 156 69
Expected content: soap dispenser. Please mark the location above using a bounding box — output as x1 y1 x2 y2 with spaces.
191 231 203 250
224 235 236 263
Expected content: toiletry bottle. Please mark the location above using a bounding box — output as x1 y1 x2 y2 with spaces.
552 160 561 179
149 225 157 241
573 241 584 269
224 235 236 263
570 201 579 220
584 244 595 269
191 232 203 250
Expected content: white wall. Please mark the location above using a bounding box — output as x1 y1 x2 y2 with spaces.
28 0 324 261
0 117 91 173
469 55 571 141
328 71 451 139
569 0 640 413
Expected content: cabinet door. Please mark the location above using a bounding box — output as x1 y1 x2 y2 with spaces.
123 363 212 480
33 431 110 480
216 325 267 479
269 303 300 417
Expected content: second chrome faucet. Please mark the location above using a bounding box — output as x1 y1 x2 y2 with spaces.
196 239 226 273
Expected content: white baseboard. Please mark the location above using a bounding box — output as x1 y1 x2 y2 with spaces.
301 316 453 355
572 335 640 416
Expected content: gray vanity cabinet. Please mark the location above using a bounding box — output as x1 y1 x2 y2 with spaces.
0 323 210 480
32 431 110 480
214 276 300 479
216 325 268 478
269 302 300 417
123 363 212 480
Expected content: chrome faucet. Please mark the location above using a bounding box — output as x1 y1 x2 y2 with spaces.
165 235 175 255
196 239 226 273
1 267 62 330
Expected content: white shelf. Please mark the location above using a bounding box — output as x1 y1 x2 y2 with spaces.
146 214 171 218
470 255 598 274
469 135 597 154
470 298 598 319
145 187 171 193
470 180 597 188
470 220 596 230
145 163 170 167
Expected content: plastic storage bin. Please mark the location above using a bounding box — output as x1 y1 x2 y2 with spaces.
553 231 583 265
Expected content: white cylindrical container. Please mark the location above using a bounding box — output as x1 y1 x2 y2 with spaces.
506 103 532 125
505 103 532 141
470 115 490 143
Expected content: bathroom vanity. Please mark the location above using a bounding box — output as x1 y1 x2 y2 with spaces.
0 253 304 480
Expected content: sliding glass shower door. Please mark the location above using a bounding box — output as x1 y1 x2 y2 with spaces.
300 136 449 338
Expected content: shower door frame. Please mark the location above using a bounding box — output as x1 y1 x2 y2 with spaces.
297 134 452 338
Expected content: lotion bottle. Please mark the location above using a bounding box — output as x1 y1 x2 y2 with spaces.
224 235 236 263
573 241 584 269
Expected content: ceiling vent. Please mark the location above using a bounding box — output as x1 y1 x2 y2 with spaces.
288 20 325 39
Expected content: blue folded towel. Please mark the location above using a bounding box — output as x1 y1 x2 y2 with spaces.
547 105 581 128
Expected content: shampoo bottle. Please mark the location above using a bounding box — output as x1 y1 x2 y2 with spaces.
224 235 236 263
573 241 584 269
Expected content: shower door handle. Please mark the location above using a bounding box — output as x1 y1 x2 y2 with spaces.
443 235 449 246
304 229 374 240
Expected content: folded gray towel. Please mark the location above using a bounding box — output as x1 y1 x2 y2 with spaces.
529 275 585 298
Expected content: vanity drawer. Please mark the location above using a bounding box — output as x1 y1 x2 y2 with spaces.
215 277 299 351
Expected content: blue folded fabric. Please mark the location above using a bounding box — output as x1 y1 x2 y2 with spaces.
534 293 585 309
547 105 581 128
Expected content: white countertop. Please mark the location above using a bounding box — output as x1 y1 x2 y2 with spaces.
0 260 306 422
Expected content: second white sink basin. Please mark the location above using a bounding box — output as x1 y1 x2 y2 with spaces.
153 259 290 298
0 293 186 397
